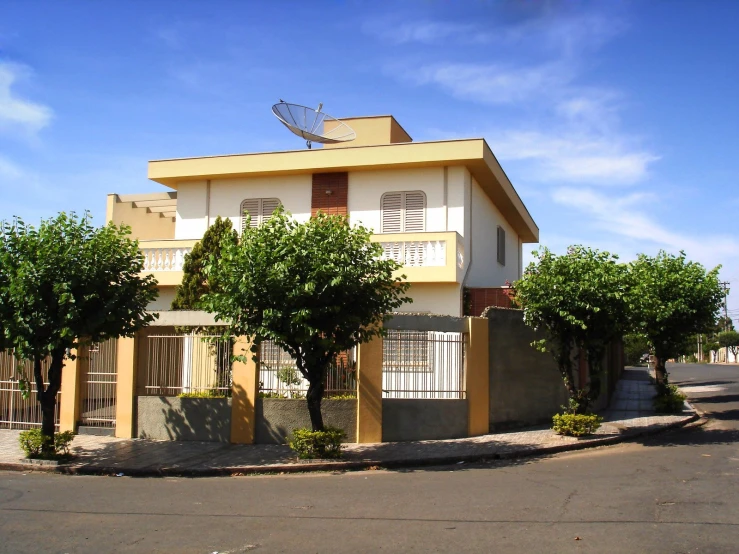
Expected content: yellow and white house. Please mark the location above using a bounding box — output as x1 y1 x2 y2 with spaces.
107 115 539 316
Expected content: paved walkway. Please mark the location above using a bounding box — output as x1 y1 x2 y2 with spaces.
0 368 697 476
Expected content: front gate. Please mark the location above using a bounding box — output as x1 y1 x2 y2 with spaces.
79 340 117 428
0 351 59 430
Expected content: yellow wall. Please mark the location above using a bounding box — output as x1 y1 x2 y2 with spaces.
397 282 463 316
322 115 411 149
107 194 175 240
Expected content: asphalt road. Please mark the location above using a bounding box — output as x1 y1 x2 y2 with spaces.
1 363 738 554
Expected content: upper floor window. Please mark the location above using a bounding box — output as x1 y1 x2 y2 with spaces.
497 226 506 266
241 198 281 232
380 191 426 233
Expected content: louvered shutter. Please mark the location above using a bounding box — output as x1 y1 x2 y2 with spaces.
261 198 281 221
241 199 260 232
403 191 426 232
381 192 402 233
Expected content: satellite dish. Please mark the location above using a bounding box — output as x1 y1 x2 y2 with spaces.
272 100 356 149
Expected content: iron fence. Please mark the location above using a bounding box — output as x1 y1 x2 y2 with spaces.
0 351 60 430
142 332 232 397
258 341 357 398
382 330 466 399
80 339 117 428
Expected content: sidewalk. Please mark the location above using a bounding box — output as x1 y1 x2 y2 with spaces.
0 368 698 477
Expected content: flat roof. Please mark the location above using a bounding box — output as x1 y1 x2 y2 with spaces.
148 138 539 242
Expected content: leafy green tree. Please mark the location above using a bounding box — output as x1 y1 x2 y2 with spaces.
0 213 157 451
717 330 739 361
172 216 237 310
624 334 651 366
512 246 631 413
715 316 735 333
629 251 723 385
202 207 411 430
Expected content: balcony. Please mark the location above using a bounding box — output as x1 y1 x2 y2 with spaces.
139 231 465 286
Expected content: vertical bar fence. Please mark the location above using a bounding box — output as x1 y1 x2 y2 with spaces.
0 351 60 430
79 339 118 428
382 330 466 399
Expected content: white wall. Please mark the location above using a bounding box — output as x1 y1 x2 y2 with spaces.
348 167 448 233
149 286 177 311
397 283 462 316
175 175 312 239
466 178 521 287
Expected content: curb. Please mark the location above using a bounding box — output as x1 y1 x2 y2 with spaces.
0 412 700 478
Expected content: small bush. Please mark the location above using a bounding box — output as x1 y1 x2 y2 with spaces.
289 426 346 459
325 393 357 400
178 389 227 398
552 413 603 437
19 429 75 460
654 385 687 413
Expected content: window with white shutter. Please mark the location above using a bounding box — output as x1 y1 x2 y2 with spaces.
381 191 426 233
240 198 282 232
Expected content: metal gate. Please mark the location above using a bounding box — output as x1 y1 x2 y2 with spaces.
0 351 60 430
79 340 118 428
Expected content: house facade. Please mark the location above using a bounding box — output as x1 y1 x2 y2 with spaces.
107 115 539 316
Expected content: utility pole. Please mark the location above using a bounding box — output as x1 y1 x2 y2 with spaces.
720 281 730 363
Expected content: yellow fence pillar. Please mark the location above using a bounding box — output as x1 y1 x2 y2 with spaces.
230 337 258 444
357 333 383 443
466 317 490 437
115 335 138 438
59 346 86 433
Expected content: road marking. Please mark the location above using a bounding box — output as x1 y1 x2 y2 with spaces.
679 385 727 393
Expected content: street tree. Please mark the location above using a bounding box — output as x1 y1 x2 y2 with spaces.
171 216 237 310
629 251 723 385
512 246 631 412
717 330 739 362
202 207 411 430
0 213 157 451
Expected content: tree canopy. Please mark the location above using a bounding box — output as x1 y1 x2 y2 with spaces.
513 246 631 412
629 251 723 383
0 213 157 447
202 207 411 430
717 330 739 360
171 216 237 310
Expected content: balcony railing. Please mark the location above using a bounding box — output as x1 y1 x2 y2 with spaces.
139 232 465 284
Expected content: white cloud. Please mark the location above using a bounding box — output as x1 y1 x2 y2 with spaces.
493 129 659 184
0 62 53 136
0 155 23 179
363 20 489 45
409 60 573 105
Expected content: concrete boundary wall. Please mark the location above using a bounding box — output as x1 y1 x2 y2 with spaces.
385 314 466 333
255 398 357 444
486 308 569 430
382 399 468 442
137 396 232 442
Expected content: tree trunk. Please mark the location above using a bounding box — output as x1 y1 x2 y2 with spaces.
654 356 667 386
35 349 65 454
306 378 325 432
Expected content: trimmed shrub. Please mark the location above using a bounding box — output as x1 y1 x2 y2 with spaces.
19 429 75 460
552 413 603 437
289 426 346 459
177 390 228 399
654 385 687 413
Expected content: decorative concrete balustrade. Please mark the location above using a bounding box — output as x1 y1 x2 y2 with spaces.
141 246 192 272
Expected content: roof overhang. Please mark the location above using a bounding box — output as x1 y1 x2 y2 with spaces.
148 139 539 242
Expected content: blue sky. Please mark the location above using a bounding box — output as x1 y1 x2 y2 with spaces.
1 1 738 318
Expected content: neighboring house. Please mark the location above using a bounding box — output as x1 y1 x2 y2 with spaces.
106 115 539 316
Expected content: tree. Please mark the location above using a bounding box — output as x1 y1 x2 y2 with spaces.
202 207 411 431
172 217 238 392
629 251 723 385
0 213 157 451
171 216 237 310
717 330 739 362
624 334 651 366
512 246 631 413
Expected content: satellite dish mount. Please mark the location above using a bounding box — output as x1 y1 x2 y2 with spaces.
272 100 356 149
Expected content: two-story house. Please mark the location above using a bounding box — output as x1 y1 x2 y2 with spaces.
106 115 539 316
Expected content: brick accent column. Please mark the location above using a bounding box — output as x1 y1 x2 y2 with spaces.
311 172 348 217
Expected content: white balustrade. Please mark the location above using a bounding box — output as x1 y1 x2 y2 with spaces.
141 247 192 272
379 240 447 267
